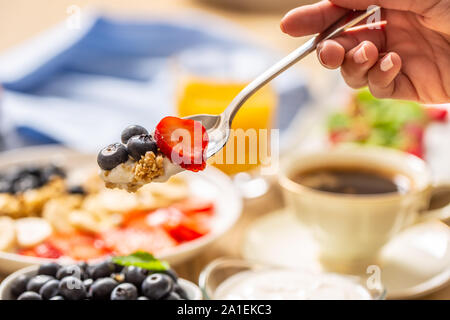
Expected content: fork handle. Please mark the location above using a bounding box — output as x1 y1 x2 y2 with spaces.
223 6 380 124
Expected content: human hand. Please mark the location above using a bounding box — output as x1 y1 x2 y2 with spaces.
280 0 450 103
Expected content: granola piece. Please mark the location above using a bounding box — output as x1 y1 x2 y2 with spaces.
134 152 165 182
100 151 165 192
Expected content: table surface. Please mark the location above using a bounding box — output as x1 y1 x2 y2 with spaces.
0 0 448 300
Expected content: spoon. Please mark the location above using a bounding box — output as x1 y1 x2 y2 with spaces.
185 6 381 158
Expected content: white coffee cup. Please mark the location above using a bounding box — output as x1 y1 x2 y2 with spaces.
279 146 450 273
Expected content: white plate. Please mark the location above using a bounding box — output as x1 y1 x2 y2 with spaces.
0 146 242 274
0 265 202 300
242 209 450 299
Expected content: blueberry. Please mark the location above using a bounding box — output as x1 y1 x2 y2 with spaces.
113 263 124 273
38 262 61 277
68 185 86 195
164 292 183 300
141 273 173 300
23 166 44 179
42 165 66 181
58 276 86 300
83 278 94 292
89 278 118 300
26 275 54 293
123 266 148 288
110 283 138 300
121 125 148 144
0 179 12 193
10 274 30 297
88 261 115 280
126 135 158 161
148 269 178 281
174 283 188 300
137 296 149 300
50 295 64 300
160 269 178 282
12 175 41 193
39 279 60 300
77 261 89 272
17 291 42 300
97 143 129 171
56 265 83 280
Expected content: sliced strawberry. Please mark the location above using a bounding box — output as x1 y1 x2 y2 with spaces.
46 233 111 261
19 242 63 259
173 199 215 216
147 207 209 242
101 227 177 255
166 224 204 242
154 116 208 172
426 107 448 122
122 209 152 227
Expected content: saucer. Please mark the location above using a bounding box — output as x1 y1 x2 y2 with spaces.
242 209 450 299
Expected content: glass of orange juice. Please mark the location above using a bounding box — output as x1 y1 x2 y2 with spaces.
174 47 278 197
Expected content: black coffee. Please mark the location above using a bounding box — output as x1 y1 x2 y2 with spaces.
292 166 410 195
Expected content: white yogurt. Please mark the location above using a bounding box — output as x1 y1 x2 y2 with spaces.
153 157 184 182
100 157 184 188
100 160 135 185
214 269 372 300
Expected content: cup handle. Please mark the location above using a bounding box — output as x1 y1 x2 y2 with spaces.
416 183 450 223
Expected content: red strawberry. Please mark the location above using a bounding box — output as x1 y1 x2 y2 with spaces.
151 207 209 242
173 199 215 216
19 242 63 259
101 228 177 255
154 116 208 172
47 233 111 261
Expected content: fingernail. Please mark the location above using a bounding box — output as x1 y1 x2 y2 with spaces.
354 45 368 64
380 54 394 72
317 41 327 66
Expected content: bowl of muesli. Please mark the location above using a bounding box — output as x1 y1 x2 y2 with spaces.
0 146 242 273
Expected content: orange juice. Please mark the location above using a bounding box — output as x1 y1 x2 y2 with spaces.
176 77 277 175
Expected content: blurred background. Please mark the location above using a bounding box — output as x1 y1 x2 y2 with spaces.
0 0 449 300
0 0 328 153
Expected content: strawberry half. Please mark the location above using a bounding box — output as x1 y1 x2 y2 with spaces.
154 116 208 172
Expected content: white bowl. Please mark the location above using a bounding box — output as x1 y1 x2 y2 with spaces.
0 146 242 273
0 265 203 300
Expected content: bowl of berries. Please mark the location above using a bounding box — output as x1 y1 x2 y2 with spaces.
0 252 202 300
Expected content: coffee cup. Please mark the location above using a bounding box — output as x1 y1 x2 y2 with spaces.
279 146 450 273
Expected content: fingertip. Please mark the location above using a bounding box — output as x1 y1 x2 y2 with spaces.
381 52 401 72
368 52 402 98
280 8 302 36
317 40 345 69
280 21 286 33
352 41 378 65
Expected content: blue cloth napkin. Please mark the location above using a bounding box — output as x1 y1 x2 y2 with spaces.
0 13 309 152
